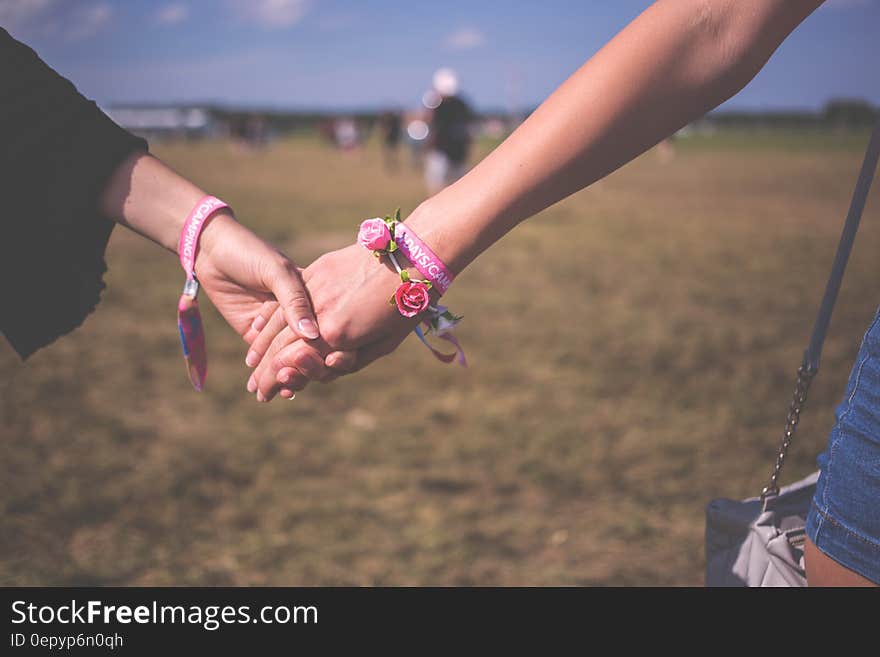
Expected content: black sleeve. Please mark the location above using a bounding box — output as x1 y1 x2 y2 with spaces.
0 27 149 359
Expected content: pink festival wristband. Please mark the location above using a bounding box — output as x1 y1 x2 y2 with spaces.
393 223 454 295
176 195 230 391
178 195 229 277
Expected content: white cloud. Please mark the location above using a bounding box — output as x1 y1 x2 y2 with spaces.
0 1 112 41
156 3 189 25
229 0 310 29
446 26 486 51
0 0 56 31
65 3 112 41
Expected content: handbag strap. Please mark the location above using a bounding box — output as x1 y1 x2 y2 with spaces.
761 120 880 502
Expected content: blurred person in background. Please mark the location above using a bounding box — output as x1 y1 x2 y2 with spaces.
424 68 473 195
379 109 403 172
230 113 270 150
334 117 360 152
405 110 431 170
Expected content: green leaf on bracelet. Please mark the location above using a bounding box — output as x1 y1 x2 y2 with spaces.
400 270 410 283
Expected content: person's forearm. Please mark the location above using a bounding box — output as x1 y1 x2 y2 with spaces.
98 151 229 255
406 0 824 275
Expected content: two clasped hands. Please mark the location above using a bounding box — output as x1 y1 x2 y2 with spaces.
108 161 446 403
102 1 824 404
103 151 464 403
218 203 454 403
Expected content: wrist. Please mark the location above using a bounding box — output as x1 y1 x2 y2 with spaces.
194 209 237 266
402 201 465 277
353 217 466 365
404 185 502 278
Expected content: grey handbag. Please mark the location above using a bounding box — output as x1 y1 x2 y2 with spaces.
705 120 880 587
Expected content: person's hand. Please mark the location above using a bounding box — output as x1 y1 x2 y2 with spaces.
193 211 322 344
243 321 358 400
245 243 427 401
196 213 361 398
96 151 356 387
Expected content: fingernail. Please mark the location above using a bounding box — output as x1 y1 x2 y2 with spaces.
247 375 257 393
298 318 320 340
288 393 296 401
256 391 266 403
280 372 292 384
251 315 267 332
326 355 339 368
245 351 259 368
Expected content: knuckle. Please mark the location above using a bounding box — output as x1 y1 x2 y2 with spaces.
333 352 358 372
264 255 293 283
320 321 347 348
288 290 311 310
298 353 325 377
260 252 287 276
271 353 290 373
273 252 294 270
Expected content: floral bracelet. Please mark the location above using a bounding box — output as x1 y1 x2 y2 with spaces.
358 210 467 366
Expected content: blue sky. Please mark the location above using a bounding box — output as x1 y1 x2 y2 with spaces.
2 0 878 111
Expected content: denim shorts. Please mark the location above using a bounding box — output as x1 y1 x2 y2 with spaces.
806 306 880 584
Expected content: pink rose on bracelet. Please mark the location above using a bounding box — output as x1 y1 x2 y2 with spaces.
358 217 392 251
394 281 431 317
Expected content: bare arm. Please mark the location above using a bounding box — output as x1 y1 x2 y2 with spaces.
98 152 210 254
98 151 326 344
406 0 825 273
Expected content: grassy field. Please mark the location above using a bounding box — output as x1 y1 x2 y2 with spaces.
2 131 878 586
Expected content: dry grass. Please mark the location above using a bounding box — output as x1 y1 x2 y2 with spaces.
2 131 878 585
